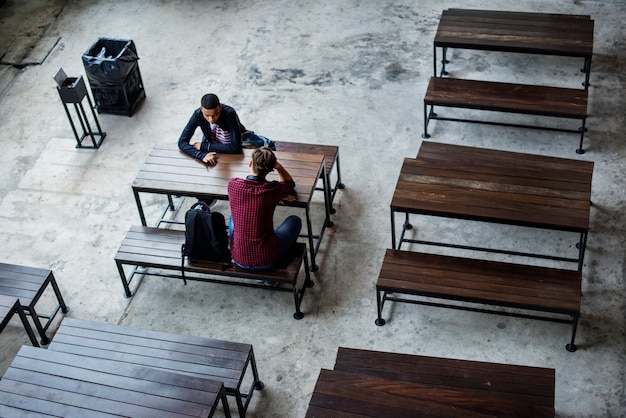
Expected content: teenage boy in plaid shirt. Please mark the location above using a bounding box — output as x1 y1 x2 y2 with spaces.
227 147 301 270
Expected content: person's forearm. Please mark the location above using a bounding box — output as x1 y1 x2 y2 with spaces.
275 162 293 183
208 139 241 154
178 112 204 159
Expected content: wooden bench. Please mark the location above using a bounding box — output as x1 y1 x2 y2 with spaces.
375 249 582 351
422 77 589 153
0 262 69 345
307 347 554 417
114 225 313 319
275 141 344 213
0 345 231 417
0 294 40 347
48 317 261 417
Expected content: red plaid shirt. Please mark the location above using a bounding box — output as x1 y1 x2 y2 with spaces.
227 177 296 267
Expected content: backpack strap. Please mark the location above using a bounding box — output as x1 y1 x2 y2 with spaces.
180 244 188 285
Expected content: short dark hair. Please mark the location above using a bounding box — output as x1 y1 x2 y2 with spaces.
201 93 220 109
252 147 277 178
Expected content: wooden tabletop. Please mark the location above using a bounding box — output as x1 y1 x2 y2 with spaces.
132 144 324 208
0 345 229 417
48 317 254 399
391 141 593 233
434 9 594 57
307 347 555 418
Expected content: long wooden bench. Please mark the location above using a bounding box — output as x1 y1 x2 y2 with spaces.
115 225 313 319
422 77 589 153
0 294 39 347
275 141 344 213
48 317 261 417
313 347 555 418
375 249 582 351
0 262 69 345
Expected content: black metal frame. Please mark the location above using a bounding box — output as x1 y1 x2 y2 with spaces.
58 85 106 149
422 103 588 154
434 45 593 89
375 287 580 352
232 348 265 416
314 150 345 214
0 297 40 347
116 250 313 320
391 210 588 272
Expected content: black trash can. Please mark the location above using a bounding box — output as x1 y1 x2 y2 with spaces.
82 38 146 116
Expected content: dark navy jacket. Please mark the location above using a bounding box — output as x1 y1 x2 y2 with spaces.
178 104 245 160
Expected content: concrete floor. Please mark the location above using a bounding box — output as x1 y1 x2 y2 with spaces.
1 0 625 416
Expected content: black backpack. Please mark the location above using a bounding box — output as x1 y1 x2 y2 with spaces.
181 201 230 283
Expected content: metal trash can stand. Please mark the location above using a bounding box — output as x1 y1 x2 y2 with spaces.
54 68 106 149
82 38 146 116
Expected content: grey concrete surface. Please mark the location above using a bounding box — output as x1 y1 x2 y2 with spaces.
0 0 625 416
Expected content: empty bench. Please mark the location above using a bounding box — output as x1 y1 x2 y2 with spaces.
375 249 582 351
115 225 313 319
48 317 261 417
0 262 69 345
422 77 589 153
307 347 555 418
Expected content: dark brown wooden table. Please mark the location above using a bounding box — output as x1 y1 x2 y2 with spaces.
434 9 594 87
306 347 555 417
48 317 262 416
391 141 593 271
132 144 330 271
0 345 230 417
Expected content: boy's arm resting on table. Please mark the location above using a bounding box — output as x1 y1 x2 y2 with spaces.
178 111 209 160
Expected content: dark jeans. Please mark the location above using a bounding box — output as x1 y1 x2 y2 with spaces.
229 215 302 270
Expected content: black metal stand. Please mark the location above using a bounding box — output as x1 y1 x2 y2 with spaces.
56 74 106 149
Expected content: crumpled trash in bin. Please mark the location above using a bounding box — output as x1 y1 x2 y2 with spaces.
81 37 145 116
82 38 140 88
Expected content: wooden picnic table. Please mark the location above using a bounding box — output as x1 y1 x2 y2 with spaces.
391 141 593 270
132 144 330 271
0 345 230 417
433 9 594 87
